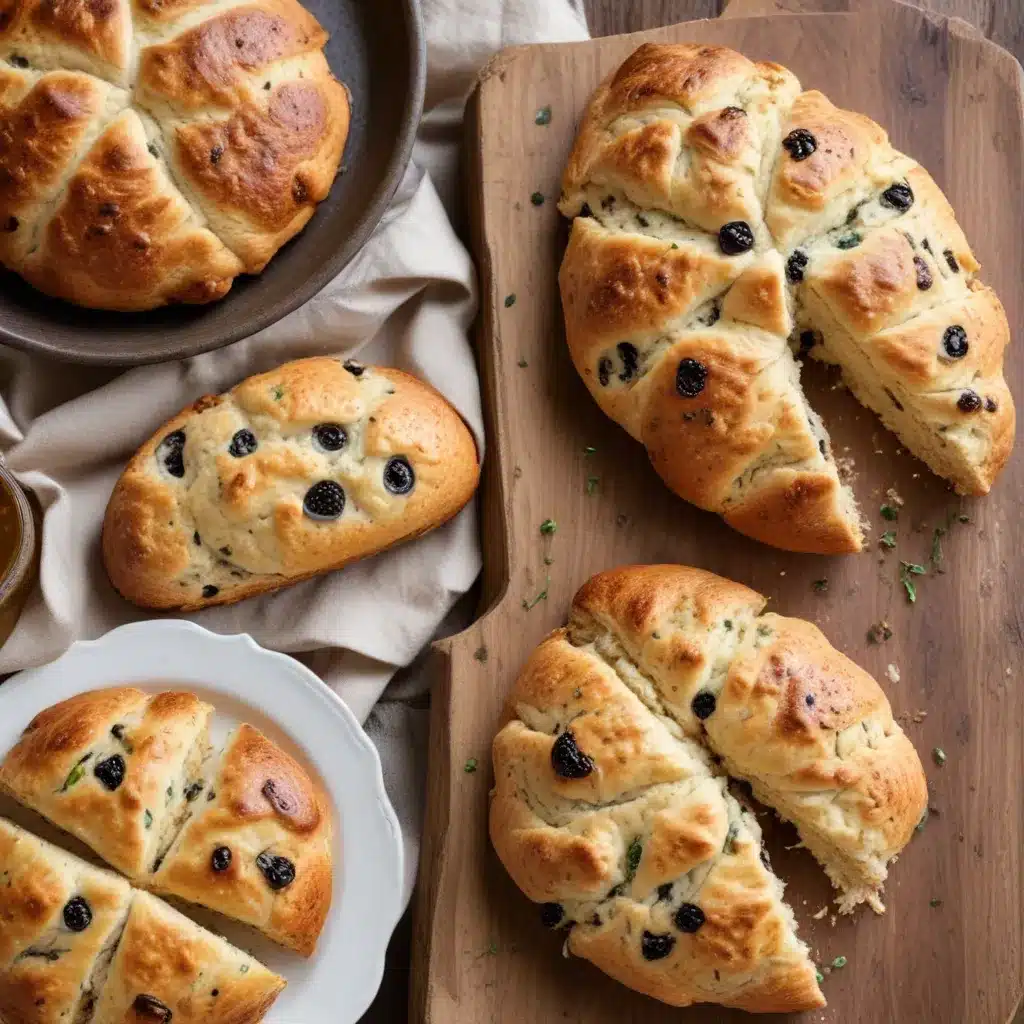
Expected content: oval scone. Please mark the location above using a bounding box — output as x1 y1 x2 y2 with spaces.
101 357 481 611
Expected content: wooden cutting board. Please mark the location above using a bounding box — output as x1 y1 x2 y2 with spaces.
412 1 1024 1020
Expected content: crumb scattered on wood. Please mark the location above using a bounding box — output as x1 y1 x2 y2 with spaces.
886 664 900 684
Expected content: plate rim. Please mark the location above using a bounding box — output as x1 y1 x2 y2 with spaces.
0 618 405 1024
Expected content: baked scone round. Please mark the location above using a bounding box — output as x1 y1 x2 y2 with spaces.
0 817 133 1024
490 565 928 1012
92 891 285 1024
102 357 481 611
0 688 213 880
559 43 1014 553
0 0 349 310
152 723 333 957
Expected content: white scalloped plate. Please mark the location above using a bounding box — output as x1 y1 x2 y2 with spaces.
0 620 404 1024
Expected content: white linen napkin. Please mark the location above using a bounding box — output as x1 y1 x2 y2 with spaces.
0 0 589 907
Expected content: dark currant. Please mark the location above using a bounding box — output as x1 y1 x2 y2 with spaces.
598 356 613 387
256 851 296 891
202 585 219 599
985 396 998 413
342 359 364 376
303 480 345 520
957 390 982 413
782 128 817 160
942 325 968 360
943 249 959 273
617 342 639 381
211 846 232 872
786 250 808 283
718 221 754 256
383 456 415 495
159 430 186 478
640 931 676 961
63 897 92 932
880 182 914 212
674 903 706 933
675 358 708 398
93 755 126 791
691 691 716 720
540 902 564 928
550 730 595 779
228 429 257 457
913 255 933 290
313 423 347 452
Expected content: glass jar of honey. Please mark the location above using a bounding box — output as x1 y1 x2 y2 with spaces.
0 459 36 649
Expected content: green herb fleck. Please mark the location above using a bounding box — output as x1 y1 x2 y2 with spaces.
271 385 284 401
880 531 897 549
900 561 926 603
815 969 824 984
867 621 893 644
517 357 528 368
486 941 498 956
534 105 552 126
723 620 733 631
723 823 739 855
464 758 478 774
757 624 772 638
60 754 92 793
539 519 557 535
932 747 946 767
239 965 249 974
522 577 550 611
915 807 929 832
586 476 599 495
929 897 943 907
880 504 899 521
504 293 516 308
835 232 861 249
831 956 847 969
624 838 643 882
670 242 679 250
583 445 596 456
144 809 153 830
473 646 488 663
930 527 945 570
812 579 829 593
530 191 545 207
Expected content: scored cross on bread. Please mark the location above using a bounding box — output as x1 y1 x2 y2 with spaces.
559 43 1014 554
490 565 928 1013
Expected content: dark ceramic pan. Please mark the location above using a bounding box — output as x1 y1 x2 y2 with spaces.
0 0 425 366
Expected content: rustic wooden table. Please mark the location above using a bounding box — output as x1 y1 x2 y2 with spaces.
359 1 1024 1020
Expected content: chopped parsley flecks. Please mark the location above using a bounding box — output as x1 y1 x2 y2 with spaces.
534 106 552 126
504 293 517 308
932 747 946 767
900 561 926 603
880 504 899 521
522 577 550 611
812 579 829 593
464 758 478 774
540 519 557 535
530 191 545 207
473 646 488 663
831 956 847 970
880 531 897 549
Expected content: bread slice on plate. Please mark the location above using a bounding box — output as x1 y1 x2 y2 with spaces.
0 817 133 1024
90 891 285 1024
151 723 333 956
0 689 213 880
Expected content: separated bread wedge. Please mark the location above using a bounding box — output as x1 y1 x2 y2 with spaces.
90 891 285 1024
0 818 133 1024
151 724 333 956
0 689 213 880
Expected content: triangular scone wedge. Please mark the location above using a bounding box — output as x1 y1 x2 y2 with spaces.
705 613 929 912
151 723 333 957
489 623 825 1013
91 891 285 1024
0 817 133 1024
0 688 213 880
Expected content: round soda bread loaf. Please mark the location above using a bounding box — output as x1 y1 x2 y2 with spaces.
102 357 481 611
0 688 214 880
0 817 133 1024
559 43 1014 554
0 0 349 310
151 723 333 957
489 565 928 1012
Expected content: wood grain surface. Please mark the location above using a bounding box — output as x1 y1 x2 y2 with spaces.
407 1 1024 1023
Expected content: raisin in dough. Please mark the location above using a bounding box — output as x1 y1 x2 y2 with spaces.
90 892 285 1024
490 565 928 1012
151 724 333 957
102 356 481 611
0 818 133 1024
0 688 213 880
0 0 349 310
559 44 1014 553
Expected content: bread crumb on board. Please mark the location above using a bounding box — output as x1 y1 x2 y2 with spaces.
886 664 900 684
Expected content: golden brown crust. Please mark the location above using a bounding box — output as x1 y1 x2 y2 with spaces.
102 358 480 611
151 724 333 957
0 818 133 1024
491 565 928 1010
22 109 243 310
559 43 1014 546
0 688 214 879
94 891 285 1024
0 0 348 309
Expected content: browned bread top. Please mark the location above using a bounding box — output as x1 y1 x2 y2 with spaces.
0 0 349 310
152 723 333 957
102 357 481 611
491 565 928 1011
559 43 1014 552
